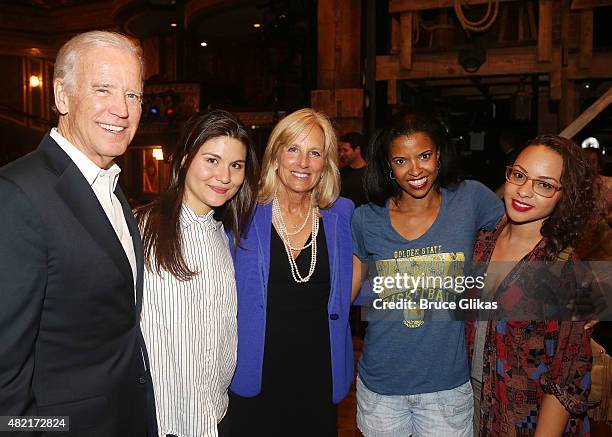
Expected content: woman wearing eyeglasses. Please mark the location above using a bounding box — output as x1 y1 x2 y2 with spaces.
467 135 599 437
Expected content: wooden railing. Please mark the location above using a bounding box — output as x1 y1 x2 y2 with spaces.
560 87 612 139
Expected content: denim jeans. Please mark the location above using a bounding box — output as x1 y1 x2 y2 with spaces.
357 376 474 437
471 378 483 437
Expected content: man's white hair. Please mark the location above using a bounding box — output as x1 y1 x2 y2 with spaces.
53 30 144 94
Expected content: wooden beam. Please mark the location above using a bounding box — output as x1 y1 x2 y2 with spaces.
571 0 591 8
315 0 361 89
376 46 560 80
337 0 362 88
527 1 537 40
557 0 572 127
560 87 612 138
377 45 612 81
498 4 510 42
560 79 577 130
423 76 539 87
388 79 398 104
391 15 400 55
311 88 364 118
537 0 553 62
568 51 612 78
560 0 571 67
579 8 593 69
399 12 413 70
440 85 519 96
365 0 376 137
550 69 562 100
571 0 612 9
390 0 515 12
538 85 557 134
316 0 336 89
518 4 525 42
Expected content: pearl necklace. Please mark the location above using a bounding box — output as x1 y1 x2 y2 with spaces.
282 201 311 236
272 196 319 283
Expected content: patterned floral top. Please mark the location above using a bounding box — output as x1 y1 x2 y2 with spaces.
466 216 592 437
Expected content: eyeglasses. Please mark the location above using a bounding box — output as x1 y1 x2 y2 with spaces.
505 166 562 198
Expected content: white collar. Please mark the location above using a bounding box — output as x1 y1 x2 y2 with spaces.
50 128 121 188
180 203 221 230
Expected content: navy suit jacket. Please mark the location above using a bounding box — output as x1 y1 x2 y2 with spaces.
0 134 155 436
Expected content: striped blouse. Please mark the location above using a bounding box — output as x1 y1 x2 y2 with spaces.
141 204 238 437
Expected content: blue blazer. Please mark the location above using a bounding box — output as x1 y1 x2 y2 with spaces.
229 198 355 404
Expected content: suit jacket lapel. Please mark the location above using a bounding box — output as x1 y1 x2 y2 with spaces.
116 186 143 311
40 135 136 294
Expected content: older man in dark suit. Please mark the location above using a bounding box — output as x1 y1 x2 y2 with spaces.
0 31 157 436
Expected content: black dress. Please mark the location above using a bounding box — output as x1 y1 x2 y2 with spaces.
226 224 336 437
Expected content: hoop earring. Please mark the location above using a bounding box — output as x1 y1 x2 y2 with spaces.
389 170 396 180
438 160 441 169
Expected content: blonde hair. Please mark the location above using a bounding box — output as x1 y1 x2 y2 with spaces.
54 31 144 94
259 108 340 209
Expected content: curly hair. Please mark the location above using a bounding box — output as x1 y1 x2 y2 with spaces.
522 135 601 260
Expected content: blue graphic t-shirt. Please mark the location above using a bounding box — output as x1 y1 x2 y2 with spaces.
352 180 503 395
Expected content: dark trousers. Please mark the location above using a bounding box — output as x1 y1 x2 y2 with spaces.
146 372 159 437
165 415 230 437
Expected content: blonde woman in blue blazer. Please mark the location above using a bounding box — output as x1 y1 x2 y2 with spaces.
225 108 354 437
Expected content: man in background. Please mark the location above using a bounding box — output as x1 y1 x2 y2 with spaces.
339 131 367 206
338 132 368 338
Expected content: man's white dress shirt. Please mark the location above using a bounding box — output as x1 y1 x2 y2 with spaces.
50 128 137 287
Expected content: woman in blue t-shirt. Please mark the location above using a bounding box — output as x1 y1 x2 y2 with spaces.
351 112 503 437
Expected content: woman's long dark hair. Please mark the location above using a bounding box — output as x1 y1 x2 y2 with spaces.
365 111 463 206
135 110 259 281
521 135 601 261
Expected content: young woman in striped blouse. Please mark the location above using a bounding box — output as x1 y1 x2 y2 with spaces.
136 110 259 437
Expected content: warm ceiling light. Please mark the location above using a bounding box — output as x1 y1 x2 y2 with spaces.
170 23 177 27
29 75 41 87
253 23 261 28
200 42 208 47
152 148 164 161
